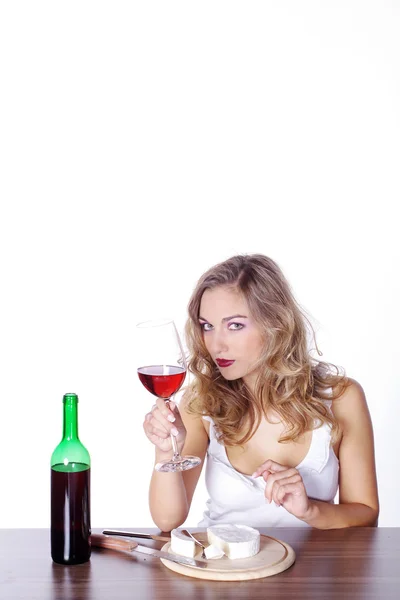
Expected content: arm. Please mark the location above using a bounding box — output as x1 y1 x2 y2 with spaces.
253 379 379 529
303 379 379 528
146 394 209 532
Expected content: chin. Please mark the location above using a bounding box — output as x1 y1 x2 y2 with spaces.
220 375 238 381
219 370 244 381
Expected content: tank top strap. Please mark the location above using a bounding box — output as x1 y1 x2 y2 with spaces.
202 415 219 442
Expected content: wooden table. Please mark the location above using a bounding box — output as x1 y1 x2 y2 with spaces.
1 527 399 599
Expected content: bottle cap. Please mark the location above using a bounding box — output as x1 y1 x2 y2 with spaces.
63 393 78 403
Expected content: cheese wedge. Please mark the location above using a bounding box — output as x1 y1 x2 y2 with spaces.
207 524 260 559
204 544 225 559
170 529 196 557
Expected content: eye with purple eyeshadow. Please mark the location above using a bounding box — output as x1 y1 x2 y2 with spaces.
228 322 245 331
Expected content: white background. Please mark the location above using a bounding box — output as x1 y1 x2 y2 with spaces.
0 1 399 528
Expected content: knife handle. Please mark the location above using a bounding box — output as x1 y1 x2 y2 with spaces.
91 534 138 552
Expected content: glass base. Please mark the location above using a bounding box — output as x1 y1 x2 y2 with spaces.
155 455 202 473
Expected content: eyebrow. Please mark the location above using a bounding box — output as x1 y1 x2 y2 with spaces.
198 314 248 322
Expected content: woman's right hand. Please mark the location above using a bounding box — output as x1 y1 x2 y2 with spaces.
143 398 187 455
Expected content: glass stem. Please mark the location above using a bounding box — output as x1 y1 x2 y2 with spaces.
165 399 181 462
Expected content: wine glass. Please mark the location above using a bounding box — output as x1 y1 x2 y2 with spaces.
136 318 202 472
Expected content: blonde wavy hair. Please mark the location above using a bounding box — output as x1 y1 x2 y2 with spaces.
185 254 350 446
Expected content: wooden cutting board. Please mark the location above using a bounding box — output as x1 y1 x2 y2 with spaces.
160 531 295 581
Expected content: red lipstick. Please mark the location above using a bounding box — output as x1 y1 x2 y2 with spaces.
216 359 235 368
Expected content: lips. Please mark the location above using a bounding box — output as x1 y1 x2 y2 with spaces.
216 359 235 368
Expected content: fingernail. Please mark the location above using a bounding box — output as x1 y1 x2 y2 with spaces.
274 502 280 508
251 472 258 478
265 498 270 504
171 427 179 436
167 415 175 422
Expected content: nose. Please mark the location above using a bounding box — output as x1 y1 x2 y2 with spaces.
208 328 229 356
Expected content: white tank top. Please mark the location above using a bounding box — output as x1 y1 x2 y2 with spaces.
198 411 339 528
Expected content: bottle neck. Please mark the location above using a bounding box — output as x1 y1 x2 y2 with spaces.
63 398 79 441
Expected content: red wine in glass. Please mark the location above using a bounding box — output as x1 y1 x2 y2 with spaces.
136 318 202 473
137 365 186 398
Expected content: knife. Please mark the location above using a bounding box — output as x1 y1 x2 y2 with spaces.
102 529 170 542
91 534 207 569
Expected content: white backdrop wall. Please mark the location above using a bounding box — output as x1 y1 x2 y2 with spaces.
0 1 399 528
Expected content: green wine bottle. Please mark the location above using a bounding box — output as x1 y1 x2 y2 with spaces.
51 393 91 564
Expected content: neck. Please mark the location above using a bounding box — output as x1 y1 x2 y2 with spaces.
243 372 258 395
63 399 79 440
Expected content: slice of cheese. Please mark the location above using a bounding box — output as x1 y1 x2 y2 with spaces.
204 543 225 559
170 529 196 557
207 524 260 559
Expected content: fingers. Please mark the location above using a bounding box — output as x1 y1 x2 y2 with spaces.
274 482 305 506
150 399 179 432
252 458 309 516
156 397 176 422
264 468 300 503
251 459 287 478
144 416 175 439
144 413 179 439
251 459 304 506
266 472 303 505
143 398 183 448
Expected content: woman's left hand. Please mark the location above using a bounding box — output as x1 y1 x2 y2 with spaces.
252 459 312 521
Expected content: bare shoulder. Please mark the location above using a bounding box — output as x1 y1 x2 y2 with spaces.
331 378 371 430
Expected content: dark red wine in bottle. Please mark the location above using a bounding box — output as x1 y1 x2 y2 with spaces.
51 465 91 564
51 393 91 565
137 365 186 398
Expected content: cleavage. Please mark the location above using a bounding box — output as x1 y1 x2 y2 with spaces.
225 417 313 475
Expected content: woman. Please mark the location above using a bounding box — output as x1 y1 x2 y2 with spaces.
143 254 379 531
